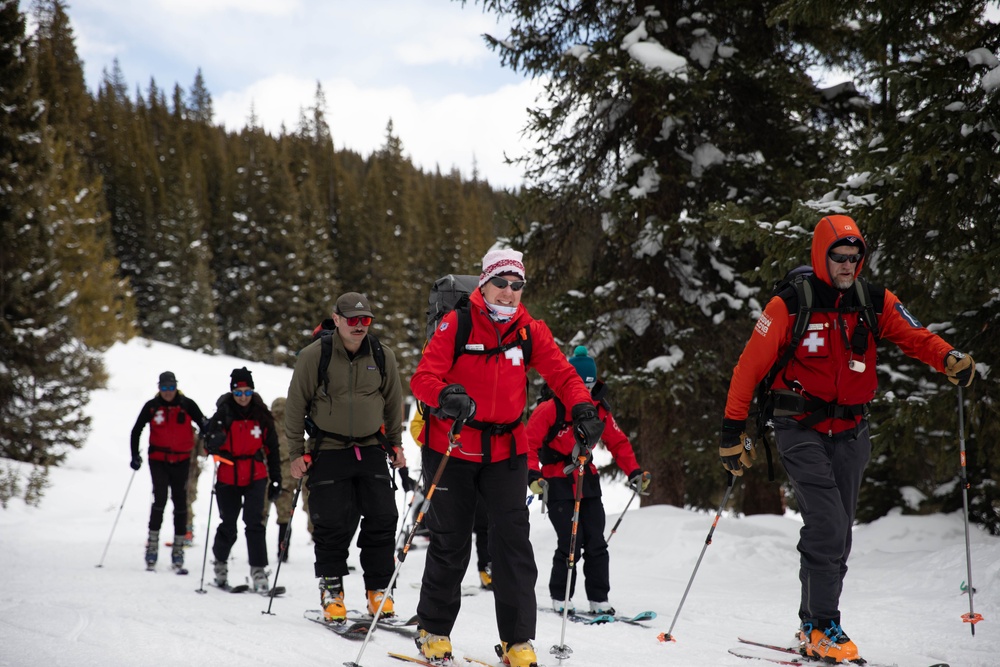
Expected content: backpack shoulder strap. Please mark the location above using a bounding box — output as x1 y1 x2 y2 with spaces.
541 399 569 448
453 303 473 362
367 334 387 382
318 332 334 396
853 277 880 343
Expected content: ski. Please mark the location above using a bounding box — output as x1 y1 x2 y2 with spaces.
211 582 250 593
344 610 419 637
735 637 949 667
729 647 804 665
173 566 189 576
258 585 286 597
574 610 656 625
537 605 615 625
388 652 494 667
303 609 368 639
145 563 156 572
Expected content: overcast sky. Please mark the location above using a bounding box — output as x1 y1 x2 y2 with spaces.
66 0 543 189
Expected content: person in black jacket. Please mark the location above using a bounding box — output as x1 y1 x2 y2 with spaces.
129 371 207 572
202 367 282 593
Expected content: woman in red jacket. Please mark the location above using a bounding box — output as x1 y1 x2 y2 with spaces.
721 215 976 664
129 370 207 572
526 346 648 617
409 248 604 667
203 367 281 594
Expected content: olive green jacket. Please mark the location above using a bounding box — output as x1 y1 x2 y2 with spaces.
284 333 403 459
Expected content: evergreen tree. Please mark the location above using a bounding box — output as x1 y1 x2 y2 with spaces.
0 0 100 494
769 0 1000 530
470 0 848 512
30 0 135 350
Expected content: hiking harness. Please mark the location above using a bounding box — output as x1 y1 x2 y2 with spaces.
429 300 534 469
304 331 399 487
753 274 881 480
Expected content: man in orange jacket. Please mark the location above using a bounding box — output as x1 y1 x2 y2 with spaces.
721 215 975 663
410 247 603 667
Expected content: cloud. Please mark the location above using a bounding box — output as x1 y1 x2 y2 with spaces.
214 74 545 188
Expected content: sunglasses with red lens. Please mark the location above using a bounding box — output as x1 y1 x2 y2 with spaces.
343 315 373 327
487 276 526 291
232 389 254 397
828 251 862 264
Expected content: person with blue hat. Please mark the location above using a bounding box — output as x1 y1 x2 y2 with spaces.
526 345 651 616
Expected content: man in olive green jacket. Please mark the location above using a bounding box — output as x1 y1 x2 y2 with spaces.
285 291 405 621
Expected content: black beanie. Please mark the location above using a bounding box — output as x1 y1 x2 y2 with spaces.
230 367 254 390
159 371 177 386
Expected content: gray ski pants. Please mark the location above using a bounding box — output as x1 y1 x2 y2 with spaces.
773 417 871 624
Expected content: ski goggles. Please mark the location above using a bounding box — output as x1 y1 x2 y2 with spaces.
232 389 254 397
159 384 177 392
828 251 862 264
487 276 526 291
344 315 373 327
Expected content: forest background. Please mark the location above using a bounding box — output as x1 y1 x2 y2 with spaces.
2 0 999 532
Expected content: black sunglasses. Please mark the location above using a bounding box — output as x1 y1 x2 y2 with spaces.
487 276 526 291
828 251 862 264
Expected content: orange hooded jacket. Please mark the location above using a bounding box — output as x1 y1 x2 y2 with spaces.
724 215 954 436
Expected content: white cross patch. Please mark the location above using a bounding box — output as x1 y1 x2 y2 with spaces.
505 347 524 366
802 331 826 353
251 425 262 439
154 411 165 425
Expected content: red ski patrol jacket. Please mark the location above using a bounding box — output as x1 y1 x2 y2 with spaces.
411 288 593 463
213 396 279 487
131 394 206 463
526 388 640 497
725 214 954 436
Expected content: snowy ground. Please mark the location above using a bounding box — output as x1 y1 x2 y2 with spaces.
0 338 997 667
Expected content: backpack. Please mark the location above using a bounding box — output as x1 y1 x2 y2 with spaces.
535 381 611 467
752 266 881 479
424 273 534 366
303 323 386 439
415 274 535 425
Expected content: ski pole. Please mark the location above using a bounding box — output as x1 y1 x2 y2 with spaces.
96 469 138 568
196 457 226 594
345 413 471 667
956 386 983 635
658 474 737 643
606 483 639 543
263 463 308 616
551 452 589 661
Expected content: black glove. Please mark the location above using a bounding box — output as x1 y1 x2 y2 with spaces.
571 403 604 449
437 384 476 422
204 423 226 454
130 455 142 471
720 418 755 476
268 480 282 500
944 350 975 387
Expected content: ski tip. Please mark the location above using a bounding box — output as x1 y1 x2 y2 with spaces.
657 632 675 643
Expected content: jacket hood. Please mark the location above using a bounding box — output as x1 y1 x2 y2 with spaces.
811 215 866 287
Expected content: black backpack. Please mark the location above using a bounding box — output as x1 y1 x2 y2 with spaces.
752 267 881 478
424 273 534 366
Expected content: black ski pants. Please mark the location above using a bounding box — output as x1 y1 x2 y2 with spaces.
212 477 268 568
417 448 536 645
307 446 397 590
474 493 490 572
546 495 610 604
148 458 189 536
773 417 871 625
